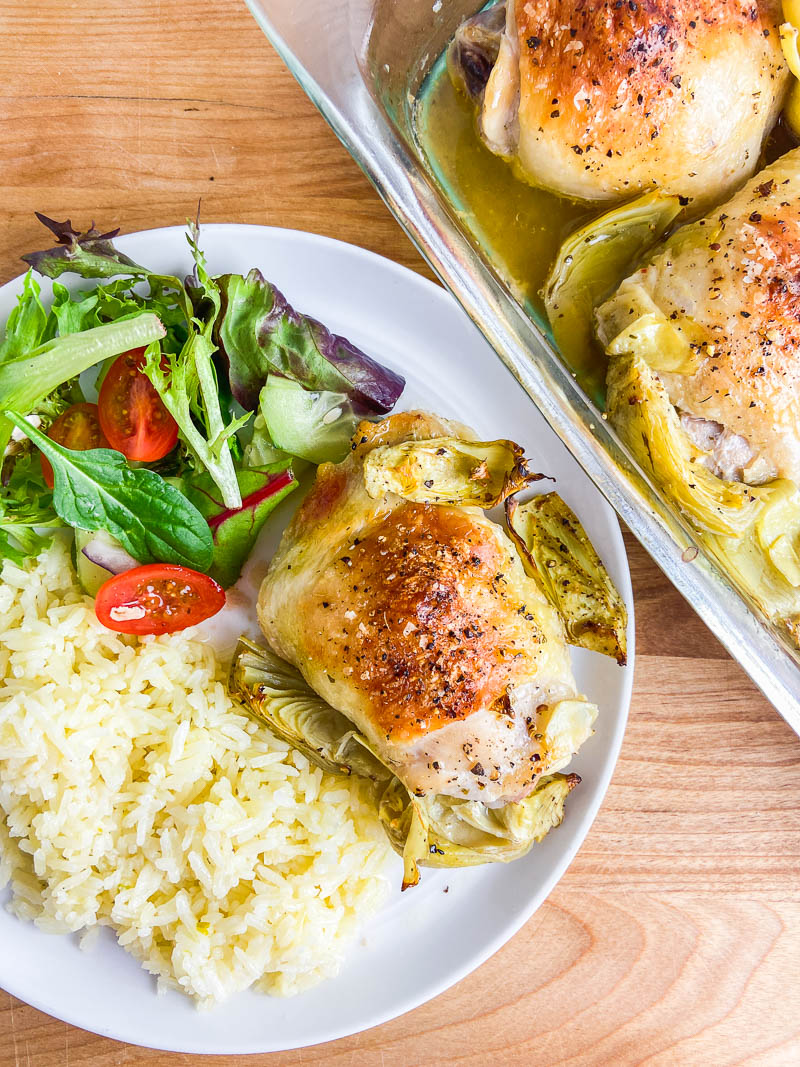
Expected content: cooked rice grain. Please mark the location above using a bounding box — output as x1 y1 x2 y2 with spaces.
0 541 391 1004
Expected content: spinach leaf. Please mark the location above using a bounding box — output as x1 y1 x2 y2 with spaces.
5 411 213 570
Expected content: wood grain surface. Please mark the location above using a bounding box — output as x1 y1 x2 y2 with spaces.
2 2 800 1064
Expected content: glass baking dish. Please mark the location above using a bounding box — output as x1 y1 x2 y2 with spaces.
244 0 800 727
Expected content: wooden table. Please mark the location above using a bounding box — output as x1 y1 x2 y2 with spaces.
2 2 800 1063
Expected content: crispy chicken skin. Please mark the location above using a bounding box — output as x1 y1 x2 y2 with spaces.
465 0 787 206
598 149 800 484
258 411 593 804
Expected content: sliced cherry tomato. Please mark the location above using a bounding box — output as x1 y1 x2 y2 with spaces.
40 402 110 489
98 347 178 462
94 564 225 635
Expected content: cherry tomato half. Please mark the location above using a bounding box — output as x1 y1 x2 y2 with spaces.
98 347 178 462
40 402 110 489
94 564 225 635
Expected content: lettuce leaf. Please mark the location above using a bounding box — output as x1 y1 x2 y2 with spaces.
21 214 150 281
257 374 361 465
0 313 166 458
215 269 405 413
140 228 250 509
0 271 49 363
0 449 61 566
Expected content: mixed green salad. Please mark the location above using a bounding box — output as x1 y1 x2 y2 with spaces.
0 215 405 633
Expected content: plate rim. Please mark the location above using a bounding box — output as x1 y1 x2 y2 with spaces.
0 222 635 1053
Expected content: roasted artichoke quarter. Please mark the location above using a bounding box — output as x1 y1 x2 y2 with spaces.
231 410 628 889
543 190 681 384
506 492 628 666
596 150 800 643
362 436 542 507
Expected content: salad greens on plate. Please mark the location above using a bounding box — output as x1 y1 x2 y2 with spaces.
0 214 405 632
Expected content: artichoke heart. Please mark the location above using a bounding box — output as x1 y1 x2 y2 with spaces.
229 638 391 782
543 190 681 375
755 480 800 588
362 436 541 507
606 352 763 538
506 492 628 665
704 521 800 643
599 281 702 376
230 639 583 889
379 774 580 890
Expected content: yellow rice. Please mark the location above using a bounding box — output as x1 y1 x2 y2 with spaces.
0 539 390 1005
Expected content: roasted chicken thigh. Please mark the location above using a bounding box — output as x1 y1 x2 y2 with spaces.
258 411 598 806
450 0 788 206
597 148 800 486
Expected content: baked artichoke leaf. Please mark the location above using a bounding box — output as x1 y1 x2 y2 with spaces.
363 437 542 508
785 81 800 139
506 491 628 664
606 351 763 537
543 190 681 374
377 781 431 890
229 638 392 782
378 773 580 877
782 1 800 136
598 282 702 376
781 6 800 78
538 698 600 769
755 479 800 588
703 522 800 641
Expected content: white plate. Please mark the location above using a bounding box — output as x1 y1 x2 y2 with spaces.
0 225 634 1054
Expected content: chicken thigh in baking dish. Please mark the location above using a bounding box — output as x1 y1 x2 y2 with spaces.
449 0 788 207
598 149 800 638
598 148 800 488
